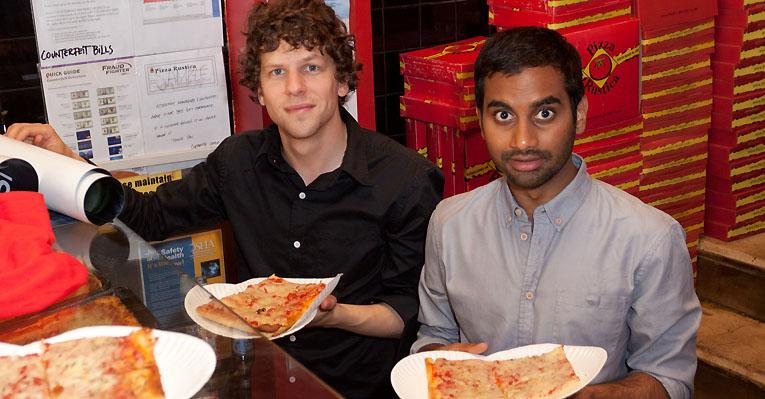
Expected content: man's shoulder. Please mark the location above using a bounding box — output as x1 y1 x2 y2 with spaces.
360 129 439 174
589 179 679 232
433 179 503 224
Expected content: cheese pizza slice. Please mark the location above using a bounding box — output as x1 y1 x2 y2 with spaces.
42 328 164 398
196 275 326 338
0 353 49 398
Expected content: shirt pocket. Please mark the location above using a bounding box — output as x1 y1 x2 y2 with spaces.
553 290 630 353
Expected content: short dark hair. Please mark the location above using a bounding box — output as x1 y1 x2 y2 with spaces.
239 0 361 105
474 27 584 116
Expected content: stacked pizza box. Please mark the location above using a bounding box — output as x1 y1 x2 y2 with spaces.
399 37 498 197
488 3 644 195
487 0 633 34
633 0 718 264
705 0 765 241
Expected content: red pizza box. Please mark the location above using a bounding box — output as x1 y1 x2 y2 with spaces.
639 167 707 198
642 62 712 94
638 177 706 206
451 129 468 195
437 125 456 198
640 120 709 152
459 128 499 192
651 190 706 215
641 156 708 186
575 134 640 167
487 0 628 14
400 95 479 131
633 0 716 35
714 42 765 64
587 153 642 190
706 197 765 225
715 22 765 47
716 4 765 29
712 102 765 131
641 77 714 113
488 0 632 32
405 118 429 158
399 37 486 87
712 74 765 100
707 146 765 179
709 118 765 146
560 17 640 126
404 75 475 108
704 211 765 241
425 121 439 165
641 42 714 75
706 182 765 208
711 60 765 92
641 19 715 56
581 115 643 144
707 165 765 194
643 99 713 132
673 208 706 233
718 0 765 10
713 92 765 124
642 116 711 144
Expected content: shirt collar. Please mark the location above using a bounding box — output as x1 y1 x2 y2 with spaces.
252 108 372 186
500 154 592 231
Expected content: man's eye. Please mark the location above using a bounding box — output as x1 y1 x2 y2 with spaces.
305 64 320 72
536 109 554 120
494 110 512 122
270 68 285 76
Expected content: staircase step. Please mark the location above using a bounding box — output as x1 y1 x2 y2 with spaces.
697 234 765 322
696 302 765 398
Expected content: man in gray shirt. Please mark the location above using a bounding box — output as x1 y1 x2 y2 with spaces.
413 27 701 399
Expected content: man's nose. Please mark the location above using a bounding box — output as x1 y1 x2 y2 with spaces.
286 71 306 95
509 119 538 150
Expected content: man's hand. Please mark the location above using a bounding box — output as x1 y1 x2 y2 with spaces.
569 372 669 399
307 295 338 328
306 295 404 338
419 342 489 354
5 123 84 162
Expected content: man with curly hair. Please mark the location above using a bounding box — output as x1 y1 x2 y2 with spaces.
6 0 443 396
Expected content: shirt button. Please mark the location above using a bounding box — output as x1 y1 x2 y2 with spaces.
514 208 522 217
293 241 301 248
525 291 534 300
520 233 528 241
298 192 306 200
289 335 296 342
506 217 512 225
555 217 562 225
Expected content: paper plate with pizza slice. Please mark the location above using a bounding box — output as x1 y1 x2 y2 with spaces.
0 325 216 399
184 274 342 340
391 343 607 399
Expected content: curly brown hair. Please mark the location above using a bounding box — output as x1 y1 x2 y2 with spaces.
239 0 361 105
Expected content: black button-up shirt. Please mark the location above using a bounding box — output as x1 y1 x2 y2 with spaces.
119 110 443 398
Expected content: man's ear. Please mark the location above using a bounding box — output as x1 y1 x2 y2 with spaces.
575 95 588 135
337 81 350 98
257 87 265 106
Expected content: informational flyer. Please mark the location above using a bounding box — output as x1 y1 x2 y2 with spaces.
32 0 223 68
41 47 230 167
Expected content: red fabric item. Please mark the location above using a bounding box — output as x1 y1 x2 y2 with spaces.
0 192 88 319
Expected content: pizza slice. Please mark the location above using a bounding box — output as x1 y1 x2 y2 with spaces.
196 275 326 338
0 353 49 398
41 328 164 398
493 346 580 398
425 358 505 399
424 346 581 399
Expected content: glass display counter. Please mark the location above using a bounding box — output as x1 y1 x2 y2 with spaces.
0 218 341 399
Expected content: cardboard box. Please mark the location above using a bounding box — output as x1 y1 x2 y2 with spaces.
400 95 479 131
638 167 706 198
575 134 640 167
707 165 765 193
715 24 765 47
713 43 765 65
640 124 709 156
642 62 712 94
712 106 765 132
716 4 765 29
712 74 765 99
707 198 765 224
642 116 711 143
587 153 642 192
580 115 643 144
633 0 717 35
719 0 765 10
643 99 713 131
459 127 498 192
641 20 715 56
712 60 765 92
706 182 765 208
709 119 765 146
404 75 475 107
487 0 628 14
641 77 714 112
562 17 640 126
639 178 706 206
704 212 765 240
488 0 632 31
399 37 486 86
707 146 765 179
642 42 715 75
404 118 429 158
641 157 708 186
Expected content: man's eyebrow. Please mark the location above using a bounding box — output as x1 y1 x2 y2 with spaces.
531 96 562 109
486 100 511 109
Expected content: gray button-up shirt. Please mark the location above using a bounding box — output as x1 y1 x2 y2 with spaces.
414 155 701 399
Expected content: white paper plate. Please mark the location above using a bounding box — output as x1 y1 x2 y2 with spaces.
391 343 607 399
184 274 342 339
0 326 216 399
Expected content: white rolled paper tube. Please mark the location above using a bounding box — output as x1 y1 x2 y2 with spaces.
0 134 124 224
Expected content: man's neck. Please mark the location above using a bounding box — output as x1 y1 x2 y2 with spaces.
510 158 578 223
280 123 348 186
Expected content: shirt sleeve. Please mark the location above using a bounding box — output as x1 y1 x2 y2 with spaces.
627 221 701 399
118 143 229 241
410 205 461 353
371 165 443 327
